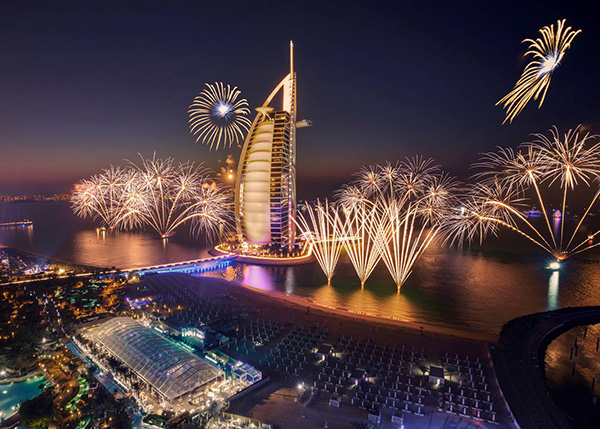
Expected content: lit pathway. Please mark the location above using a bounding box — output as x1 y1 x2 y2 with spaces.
0 253 236 286
492 306 600 429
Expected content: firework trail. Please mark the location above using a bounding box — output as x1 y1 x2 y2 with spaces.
497 19 581 124
337 160 459 289
340 202 385 287
294 200 345 283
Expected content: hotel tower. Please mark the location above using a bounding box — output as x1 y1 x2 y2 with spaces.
235 42 311 250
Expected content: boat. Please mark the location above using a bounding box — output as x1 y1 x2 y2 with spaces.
524 208 542 218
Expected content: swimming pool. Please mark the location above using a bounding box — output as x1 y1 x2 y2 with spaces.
0 374 47 417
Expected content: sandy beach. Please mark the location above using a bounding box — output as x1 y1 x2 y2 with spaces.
171 274 513 427
190 275 496 355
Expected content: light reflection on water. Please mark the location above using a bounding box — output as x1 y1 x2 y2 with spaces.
0 201 211 268
3 201 600 335
0 375 47 417
201 244 600 335
547 271 560 311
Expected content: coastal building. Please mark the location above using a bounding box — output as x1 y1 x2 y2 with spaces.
234 41 311 251
85 317 221 403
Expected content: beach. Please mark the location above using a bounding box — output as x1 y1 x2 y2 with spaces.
196 275 497 347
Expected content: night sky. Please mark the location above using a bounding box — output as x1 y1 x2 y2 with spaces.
2 1 600 198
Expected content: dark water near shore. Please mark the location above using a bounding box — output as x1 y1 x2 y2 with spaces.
2 201 600 336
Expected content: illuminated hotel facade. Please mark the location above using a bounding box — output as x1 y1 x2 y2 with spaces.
235 42 310 250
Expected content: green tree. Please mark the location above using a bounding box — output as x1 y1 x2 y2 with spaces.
18 390 55 429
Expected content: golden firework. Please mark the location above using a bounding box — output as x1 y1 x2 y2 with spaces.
497 19 581 124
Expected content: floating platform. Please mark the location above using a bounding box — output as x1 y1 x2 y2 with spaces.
210 246 314 266
0 219 33 227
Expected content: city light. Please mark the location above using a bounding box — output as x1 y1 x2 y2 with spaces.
549 261 561 270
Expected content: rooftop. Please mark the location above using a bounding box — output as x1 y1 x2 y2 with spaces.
86 317 221 401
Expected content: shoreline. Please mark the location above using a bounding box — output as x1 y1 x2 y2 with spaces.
0 244 106 271
0 240 498 342
201 275 498 343
210 246 315 266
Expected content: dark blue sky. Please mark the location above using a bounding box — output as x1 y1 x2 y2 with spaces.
1 1 599 198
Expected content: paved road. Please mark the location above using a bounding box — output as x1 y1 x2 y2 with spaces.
492 306 600 429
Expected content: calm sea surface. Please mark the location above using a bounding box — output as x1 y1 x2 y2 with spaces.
2 201 600 336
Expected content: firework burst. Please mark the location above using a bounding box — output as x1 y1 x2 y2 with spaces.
71 166 140 229
189 82 252 150
127 154 232 239
72 155 232 241
452 126 600 260
337 160 459 289
497 19 581 124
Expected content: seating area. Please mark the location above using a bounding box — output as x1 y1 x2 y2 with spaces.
438 353 499 423
147 274 237 325
236 319 284 348
136 274 503 424
327 336 430 416
252 331 501 424
226 319 286 359
261 325 328 375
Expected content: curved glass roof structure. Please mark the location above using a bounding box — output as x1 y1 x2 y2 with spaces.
86 317 220 401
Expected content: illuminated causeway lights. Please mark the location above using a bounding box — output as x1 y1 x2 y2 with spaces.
449 126 600 261
497 19 581 124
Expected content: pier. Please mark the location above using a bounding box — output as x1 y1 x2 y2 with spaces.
0 219 33 227
126 254 236 275
0 248 236 286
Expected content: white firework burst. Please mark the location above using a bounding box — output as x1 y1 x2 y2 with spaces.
189 82 252 150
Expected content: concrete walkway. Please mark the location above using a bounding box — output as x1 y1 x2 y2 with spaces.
492 306 600 429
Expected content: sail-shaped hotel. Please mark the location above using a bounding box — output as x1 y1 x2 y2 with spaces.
234 42 311 253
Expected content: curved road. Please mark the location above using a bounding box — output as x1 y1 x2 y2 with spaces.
491 306 600 429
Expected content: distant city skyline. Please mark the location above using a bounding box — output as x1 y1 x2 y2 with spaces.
2 2 600 198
